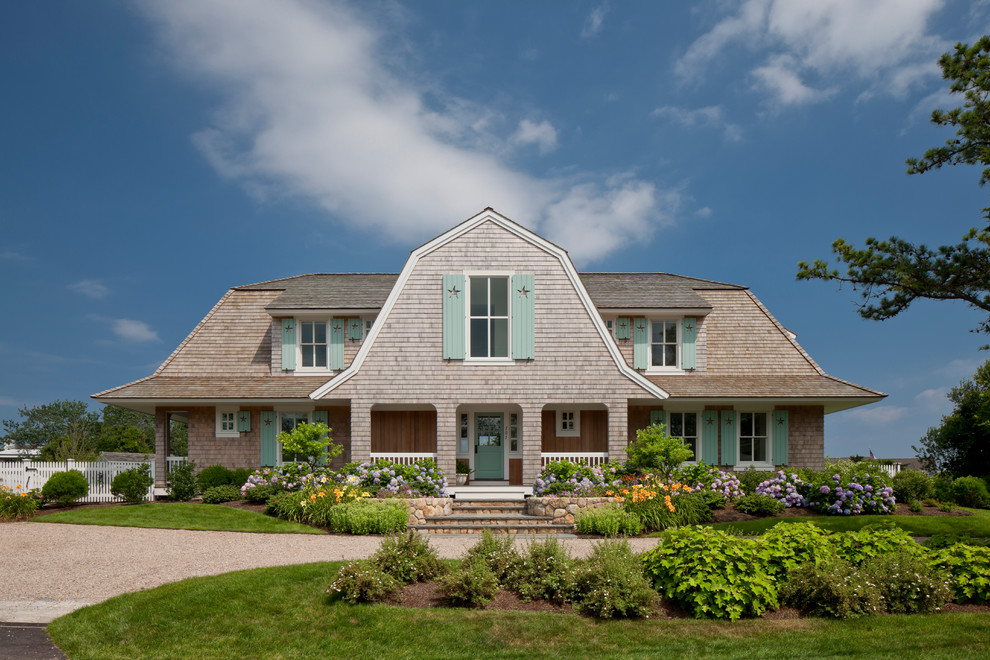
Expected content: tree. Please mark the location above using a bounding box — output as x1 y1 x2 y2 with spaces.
625 423 693 481
278 422 341 468
797 37 990 341
94 406 154 454
2 400 99 456
913 359 990 477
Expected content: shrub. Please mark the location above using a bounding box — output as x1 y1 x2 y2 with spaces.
439 554 499 608
861 551 953 614
110 464 153 504
909 499 923 513
622 487 710 532
41 470 89 507
697 490 727 510
326 560 401 604
337 459 447 497
508 537 576 603
805 470 896 515
642 526 778 621
243 483 278 504
197 464 236 491
231 468 250 487
678 464 744 500
532 460 623 496
573 539 660 619
929 543 990 603
373 531 445 584
892 469 934 504
241 464 324 496
464 530 520 584
737 466 776 497
278 421 342 468
625 423 693 479
933 474 954 503
575 504 642 536
758 522 834 578
326 500 408 535
201 485 242 504
734 494 785 516
781 557 883 618
0 484 41 520
925 532 990 550
167 460 198 501
755 470 808 508
950 476 990 508
830 524 923 566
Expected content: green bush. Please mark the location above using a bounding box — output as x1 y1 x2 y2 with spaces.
925 532 990 549
41 470 89 507
862 551 952 614
0 485 41 520
950 476 990 508
326 560 401 604
781 556 883 618
508 537 576 604
167 461 197 501
231 468 251 488
758 522 834 578
929 543 990 603
110 464 153 504
830 524 923 565
892 469 933 504
265 490 306 522
624 491 711 532
909 499 923 513
201 485 242 504
439 555 499 608
697 490 728 510
243 483 277 504
464 530 521 584
933 474 955 502
575 504 642 536
737 467 776 497
625 423 692 479
373 531 445 584
734 494 785 516
196 464 236 491
326 500 408 535
572 539 660 619
642 526 778 621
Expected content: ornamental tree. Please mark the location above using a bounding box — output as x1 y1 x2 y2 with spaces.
277 422 341 468
625 423 693 481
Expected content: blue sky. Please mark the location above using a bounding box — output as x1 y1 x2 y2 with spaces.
2 0 989 458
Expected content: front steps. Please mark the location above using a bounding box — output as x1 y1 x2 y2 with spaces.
410 499 576 536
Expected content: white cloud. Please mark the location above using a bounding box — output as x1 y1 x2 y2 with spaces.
68 279 110 299
694 206 713 218
914 387 952 414
652 105 743 141
111 319 160 343
839 405 908 425
141 0 671 263
677 0 947 107
581 3 608 38
511 119 558 154
0 246 30 261
0 395 21 407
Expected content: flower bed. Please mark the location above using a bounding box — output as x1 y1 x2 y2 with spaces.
757 469 895 515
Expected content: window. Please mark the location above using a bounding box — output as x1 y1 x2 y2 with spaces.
509 413 518 452
300 321 328 368
651 320 678 368
739 412 769 464
556 410 580 437
667 412 699 460
216 409 238 437
469 276 509 358
460 413 469 453
279 412 309 462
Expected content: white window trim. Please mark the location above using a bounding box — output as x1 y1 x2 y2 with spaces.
216 408 239 438
664 410 700 464
734 410 774 471
645 318 685 375
465 273 514 363
296 318 331 373
556 410 581 437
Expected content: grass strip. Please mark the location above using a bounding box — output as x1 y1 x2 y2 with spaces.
33 502 323 534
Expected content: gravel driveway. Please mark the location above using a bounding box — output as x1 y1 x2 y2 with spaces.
0 523 660 623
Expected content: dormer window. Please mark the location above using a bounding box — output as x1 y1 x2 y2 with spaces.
651 320 679 368
300 321 328 368
469 276 509 359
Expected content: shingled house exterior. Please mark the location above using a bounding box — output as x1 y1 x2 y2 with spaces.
93 209 884 492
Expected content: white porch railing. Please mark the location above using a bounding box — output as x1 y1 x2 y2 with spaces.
166 456 188 474
0 459 155 502
541 452 610 467
369 453 438 466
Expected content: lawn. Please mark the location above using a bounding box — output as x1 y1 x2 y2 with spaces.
704 508 990 536
33 502 323 534
47 561 989 660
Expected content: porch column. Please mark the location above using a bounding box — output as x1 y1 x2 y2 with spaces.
606 399 629 464
521 403 543 485
154 408 167 487
349 399 371 464
435 402 457 483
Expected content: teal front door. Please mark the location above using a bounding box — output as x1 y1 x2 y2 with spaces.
474 413 504 479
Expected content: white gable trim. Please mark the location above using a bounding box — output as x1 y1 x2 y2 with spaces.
310 209 667 400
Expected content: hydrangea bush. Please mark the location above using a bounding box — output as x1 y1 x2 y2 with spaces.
242 459 447 499
532 460 623 496
756 469 896 515
678 464 744 500
756 470 809 508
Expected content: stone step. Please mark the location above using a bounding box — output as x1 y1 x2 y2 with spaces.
451 504 526 515
421 514 556 526
410 522 576 535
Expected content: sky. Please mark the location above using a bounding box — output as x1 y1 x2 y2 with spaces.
2 0 989 459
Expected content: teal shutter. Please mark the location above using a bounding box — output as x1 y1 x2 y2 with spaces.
330 319 345 369
236 410 251 433
720 411 737 466
347 318 362 340
442 274 466 359
281 319 296 371
773 410 789 465
681 318 697 370
649 409 666 428
633 318 649 369
616 317 631 340
701 411 718 464
260 411 277 466
511 274 535 359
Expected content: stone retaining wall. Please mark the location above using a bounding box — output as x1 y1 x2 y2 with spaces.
396 497 453 525
526 497 615 525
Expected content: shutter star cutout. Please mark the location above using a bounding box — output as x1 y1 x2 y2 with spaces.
685 323 694 332
517 285 530 298
239 414 248 423
264 418 272 426
448 285 460 298
283 323 293 332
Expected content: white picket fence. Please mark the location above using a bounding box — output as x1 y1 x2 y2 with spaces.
369 452 438 466
0 459 155 502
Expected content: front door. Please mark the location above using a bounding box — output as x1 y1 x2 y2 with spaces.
474 413 504 479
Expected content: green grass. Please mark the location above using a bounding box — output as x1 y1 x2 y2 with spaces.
33 502 323 534
47 561 989 660
702 508 990 537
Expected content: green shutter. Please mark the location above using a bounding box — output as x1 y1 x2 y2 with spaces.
720 411 737 466
701 411 718 464
236 410 251 433
649 409 666 428
442 274 466 359
511 274 535 359
260 411 277 467
633 318 649 369
773 410 789 465
681 318 697 370
616 317 631 340
330 319 345 369
281 319 296 371
348 318 362 340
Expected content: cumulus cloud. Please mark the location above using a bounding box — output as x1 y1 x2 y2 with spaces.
840 405 908 425
140 0 671 264
68 279 110 299
677 0 947 108
0 246 30 261
652 105 743 141
581 3 608 38
111 319 160 343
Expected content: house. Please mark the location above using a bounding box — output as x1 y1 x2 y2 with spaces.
93 209 884 491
